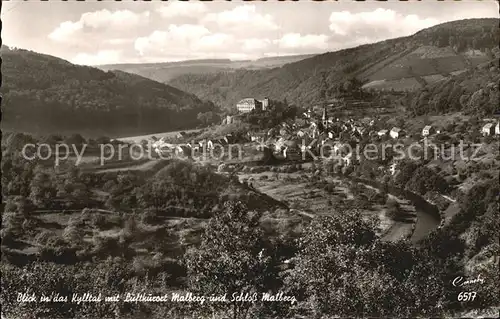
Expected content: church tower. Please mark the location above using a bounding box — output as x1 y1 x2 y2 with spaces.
322 106 328 130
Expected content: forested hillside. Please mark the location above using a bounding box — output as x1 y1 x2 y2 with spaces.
1 47 217 137
169 18 499 111
403 59 500 116
98 54 316 83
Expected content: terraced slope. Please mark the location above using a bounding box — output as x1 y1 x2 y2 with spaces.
166 18 499 108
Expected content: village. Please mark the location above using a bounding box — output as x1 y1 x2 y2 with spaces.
145 96 500 172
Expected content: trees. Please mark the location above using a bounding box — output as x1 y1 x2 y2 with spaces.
285 210 417 317
406 166 449 195
394 159 419 187
29 169 57 208
403 57 499 117
64 133 87 147
95 136 111 145
3 48 218 136
282 208 466 317
197 111 218 126
184 201 279 319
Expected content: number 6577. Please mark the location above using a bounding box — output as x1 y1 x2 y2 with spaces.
458 292 477 302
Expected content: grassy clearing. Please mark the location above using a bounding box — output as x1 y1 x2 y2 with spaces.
116 128 202 144
363 77 422 91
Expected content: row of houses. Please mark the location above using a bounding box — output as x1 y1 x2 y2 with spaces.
419 121 500 138
151 134 243 156
376 127 405 139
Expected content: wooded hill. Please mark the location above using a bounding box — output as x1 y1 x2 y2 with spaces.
97 54 316 83
167 18 499 111
403 58 500 117
0 47 217 137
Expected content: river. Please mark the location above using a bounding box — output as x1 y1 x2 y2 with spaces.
411 209 441 243
349 176 441 243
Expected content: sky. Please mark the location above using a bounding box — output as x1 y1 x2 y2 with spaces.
1 0 498 65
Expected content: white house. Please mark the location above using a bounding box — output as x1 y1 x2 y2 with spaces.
274 137 286 152
390 127 403 139
481 123 495 136
495 122 500 135
377 129 389 137
222 115 234 125
236 98 263 113
389 162 398 175
341 152 353 166
422 125 434 137
197 139 214 149
250 133 265 143
153 140 176 156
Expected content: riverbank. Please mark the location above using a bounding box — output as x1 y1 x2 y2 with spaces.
233 165 442 244
347 176 441 243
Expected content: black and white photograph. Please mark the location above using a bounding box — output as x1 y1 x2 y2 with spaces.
1 0 499 318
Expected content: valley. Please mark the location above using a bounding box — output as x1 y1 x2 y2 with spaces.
98 54 316 83
1 15 499 319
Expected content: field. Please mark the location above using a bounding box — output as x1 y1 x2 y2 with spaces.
409 46 458 59
362 45 473 87
362 77 422 91
422 74 446 84
236 169 417 241
115 128 202 144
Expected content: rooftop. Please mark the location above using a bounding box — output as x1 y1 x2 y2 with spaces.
237 98 258 105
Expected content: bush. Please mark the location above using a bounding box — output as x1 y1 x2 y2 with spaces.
67 215 84 227
62 225 84 245
34 229 55 245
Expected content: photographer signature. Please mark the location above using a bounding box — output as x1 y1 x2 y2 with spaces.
452 274 485 287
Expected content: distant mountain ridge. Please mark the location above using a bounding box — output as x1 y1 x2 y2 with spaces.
0 46 217 137
97 54 317 83
165 18 499 110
